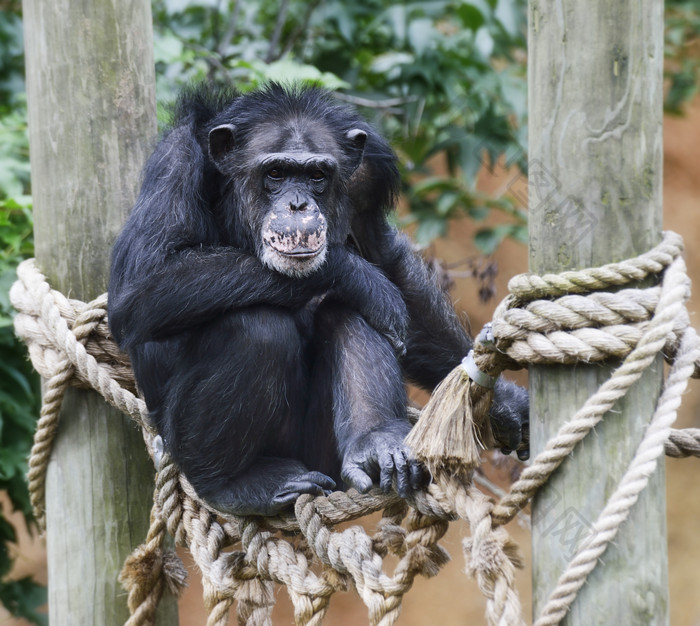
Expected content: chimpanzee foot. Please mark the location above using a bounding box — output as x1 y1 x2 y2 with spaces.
195 459 335 517
270 471 337 512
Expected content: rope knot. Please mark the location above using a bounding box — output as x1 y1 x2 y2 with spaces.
119 544 187 625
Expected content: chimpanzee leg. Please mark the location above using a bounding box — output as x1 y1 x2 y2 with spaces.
135 306 334 516
303 301 426 498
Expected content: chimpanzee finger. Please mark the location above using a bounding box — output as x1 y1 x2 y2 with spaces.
294 471 336 491
275 472 335 503
341 464 373 494
409 459 429 491
271 491 303 511
394 450 411 499
384 331 407 357
378 450 394 493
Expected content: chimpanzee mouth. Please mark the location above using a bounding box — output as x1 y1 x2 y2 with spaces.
261 214 328 276
263 230 327 259
276 245 324 259
261 235 328 277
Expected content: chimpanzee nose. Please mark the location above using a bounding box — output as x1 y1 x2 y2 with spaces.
289 198 308 211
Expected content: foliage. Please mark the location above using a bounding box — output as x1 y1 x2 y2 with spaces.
0 9 47 625
665 0 700 114
152 0 529 250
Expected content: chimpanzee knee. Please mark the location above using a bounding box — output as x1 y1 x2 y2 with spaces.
158 307 310 492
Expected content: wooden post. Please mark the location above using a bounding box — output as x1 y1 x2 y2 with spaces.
528 0 666 623
22 0 178 623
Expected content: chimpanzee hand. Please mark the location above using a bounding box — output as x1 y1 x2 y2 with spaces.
341 422 428 499
489 378 530 460
324 246 409 356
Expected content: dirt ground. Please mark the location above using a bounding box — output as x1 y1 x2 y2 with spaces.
2 96 700 625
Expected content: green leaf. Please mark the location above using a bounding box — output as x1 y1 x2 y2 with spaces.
0 359 33 400
474 224 518 254
411 177 457 195
494 0 521 37
153 30 184 64
248 58 350 90
1 195 32 211
511 224 528 244
435 191 459 216
467 206 490 221
382 5 408 44
456 1 488 30
415 215 448 244
474 26 494 58
369 52 414 75
0 577 47 626
0 444 28 480
407 18 434 56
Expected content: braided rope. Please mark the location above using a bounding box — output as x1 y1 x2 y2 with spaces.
11 260 152 529
488 234 693 522
9 229 700 625
506 232 682 299
534 323 700 625
481 232 700 624
119 494 188 626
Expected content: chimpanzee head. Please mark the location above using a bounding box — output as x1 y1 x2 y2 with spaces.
206 85 371 277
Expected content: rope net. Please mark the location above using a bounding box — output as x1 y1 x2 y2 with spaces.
9 230 700 625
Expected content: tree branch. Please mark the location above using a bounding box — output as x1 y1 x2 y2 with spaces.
265 0 290 63
217 0 242 56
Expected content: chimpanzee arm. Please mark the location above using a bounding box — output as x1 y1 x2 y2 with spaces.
109 241 407 351
352 218 471 387
353 216 529 455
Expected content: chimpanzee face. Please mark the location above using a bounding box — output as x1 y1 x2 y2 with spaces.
255 150 336 276
208 120 366 277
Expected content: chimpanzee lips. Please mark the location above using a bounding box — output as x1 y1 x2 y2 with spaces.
264 231 326 257
262 211 327 259
280 247 322 259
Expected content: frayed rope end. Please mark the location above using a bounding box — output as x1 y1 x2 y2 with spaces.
405 354 496 478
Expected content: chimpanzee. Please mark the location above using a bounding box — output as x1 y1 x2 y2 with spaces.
108 83 528 517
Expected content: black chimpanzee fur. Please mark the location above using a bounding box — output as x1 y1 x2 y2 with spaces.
108 83 529 517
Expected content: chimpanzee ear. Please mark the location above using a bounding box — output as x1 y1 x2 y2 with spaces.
345 128 368 171
208 124 236 168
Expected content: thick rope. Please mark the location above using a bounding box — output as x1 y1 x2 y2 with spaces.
506 232 682 299
491 254 692 525
119 494 188 626
534 323 700 625
11 260 151 529
490 234 695 525
9 230 700 625
479 232 700 625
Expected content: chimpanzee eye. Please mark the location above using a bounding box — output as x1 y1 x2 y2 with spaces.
310 170 325 181
267 169 284 180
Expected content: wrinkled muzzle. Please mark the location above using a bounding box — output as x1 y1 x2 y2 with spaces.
262 209 327 258
261 208 328 276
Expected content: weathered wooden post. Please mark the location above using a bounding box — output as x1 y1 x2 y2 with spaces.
528 0 666 623
22 0 178 622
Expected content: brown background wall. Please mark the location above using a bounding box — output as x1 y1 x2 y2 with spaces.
3 95 700 625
